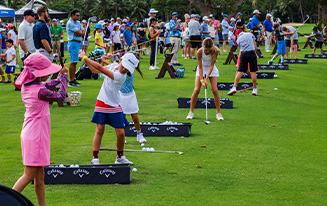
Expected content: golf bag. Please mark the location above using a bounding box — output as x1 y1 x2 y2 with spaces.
75 49 103 80
0 184 34 206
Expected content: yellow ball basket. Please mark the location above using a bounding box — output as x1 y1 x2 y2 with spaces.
67 91 82 106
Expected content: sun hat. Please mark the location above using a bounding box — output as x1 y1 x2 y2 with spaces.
110 18 115 21
113 23 120 27
149 8 158 14
121 53 139 74
202 16 209 21
15 53 62 85
253 10 261 14
7 23 14 28
230 18 236 21
237 12 242 16
95 24 104 29
223 14 228 18
117 17 121 20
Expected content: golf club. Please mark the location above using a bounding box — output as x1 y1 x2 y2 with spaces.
204 80 210 124
82 16 97 46
296 15 310 32
100 148 184 155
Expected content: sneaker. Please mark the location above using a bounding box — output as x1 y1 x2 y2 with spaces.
149 66 156 70
252 88 258 96
216 113 224 121
186 112 194 120
228 89 237 95
73 80 82 86
182 54 185 57
125 140 127 144
137 133 147 143
115 156 133 165
155 66 160 70
68 81 78 87
268 60 273 65
91 158 100 165
4 81 12 84
192 57 197 60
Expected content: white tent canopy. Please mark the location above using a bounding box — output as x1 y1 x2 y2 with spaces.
15 0 68 20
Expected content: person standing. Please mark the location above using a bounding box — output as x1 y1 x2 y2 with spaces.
228 30 258 96
285 26 298 59
81 19 91 53
209 14 220 46
200 16 210 40
169 12 182 65
251 10 263 42
7 23 18 67
189 14 201 60
263 13 273 52
66 9 84 87
221 14 229 52
33 7 53 62
18 9 36 69
148 18 162 70
236 12 245 31
147 8 158 28
50 19 63 55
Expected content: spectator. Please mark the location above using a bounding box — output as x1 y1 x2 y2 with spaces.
123 23 134 49
183 21 191 59
230 18 236 28
221 14 229 52
0 39 16 83
208 20 215 40
7 24 18 67
33 6 53 62
111 23 121 61
137 23 147 55
200 16 210 39
164 25 172 55
0 28 6 65
251 10 263 41
120 19 127 33
81 19 91 53
189 14 202 59
148 18 161 70
263 13 273 52
94 24 106 55
50 19 64 56
236 12 245 30
131 25 137 45
284 26 298 59
228 26 235 48
169 12 182 65
18 9 36 69
66 9 85 87
147 8 158 28
209 14 220 46
247 18 253 32
102 20 111 53
116 17 122 25
126 17 130 24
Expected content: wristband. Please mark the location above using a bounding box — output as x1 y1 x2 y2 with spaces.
201 79 204 82
82 56 87 61
25 51 29 55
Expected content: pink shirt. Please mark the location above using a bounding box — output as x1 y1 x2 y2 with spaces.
213 20 220 35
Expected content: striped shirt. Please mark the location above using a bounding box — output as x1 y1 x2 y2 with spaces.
94 100 123 113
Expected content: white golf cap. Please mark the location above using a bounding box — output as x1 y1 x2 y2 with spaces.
121 53 139 74
253 10 261 14
202 16 209 21
82 19 87 23
249 18 252 21
149 8 158 14
266 13 272 17
165 23 170 30
122 19 128 23
52 18 57 22
230 17 236 21
98 20 105 25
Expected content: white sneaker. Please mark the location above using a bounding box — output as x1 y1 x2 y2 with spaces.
228 88 237 95
186 112 194 119
137 133 147 143
252 88 258 96
155 66 160 70
125 140 127 144
182 54 185 57
216 113 224 121
91 158 100 165
115 156 133 165
149 66 156 70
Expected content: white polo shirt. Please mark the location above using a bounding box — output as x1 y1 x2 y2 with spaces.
18 20 36 58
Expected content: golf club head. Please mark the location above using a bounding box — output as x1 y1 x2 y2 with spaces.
205 121 210 125
306 15 310 19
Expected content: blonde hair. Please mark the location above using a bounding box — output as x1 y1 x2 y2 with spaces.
202 38 219 59
184 13 190 19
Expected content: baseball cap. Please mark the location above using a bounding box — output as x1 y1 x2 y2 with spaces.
313 27 318 32
110 18 115 21
121 53 139 74
253 10 261 14
52 18 58 22
7 23 14 28
191 14 196 18
95 24 104 29
230 18 236 21
266 13 272 18
249 18 252 21
209 14 214 18
0 28 6 32
237 12 242 16
125 22 132 27
113 23 120 27
202 16 209 21
126 17 130 20
235 29 243 36
117 17 121 20
223 14 228 18
122 19 128 23
172 12 178 17
195 14 201 18
24 9 35 16
149 8 158 14
82 19 87 23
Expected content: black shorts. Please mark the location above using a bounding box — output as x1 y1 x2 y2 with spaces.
190 35 202 48
315 41 323 49
114 43 121 51
285 39 298 47
238 51 258 73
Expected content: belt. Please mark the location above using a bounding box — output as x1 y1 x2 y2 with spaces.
241 50 255 54
71 39 81 43
251 30 260 33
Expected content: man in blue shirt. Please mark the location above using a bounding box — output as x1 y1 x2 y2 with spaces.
251 10 262 41
221 14 229 52
200 16 210 39
33 6 53 62
169 12 182 64
263 13 273 52
66 9 84 87
123 23 134 47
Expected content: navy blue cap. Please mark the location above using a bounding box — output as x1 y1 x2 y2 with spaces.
172 12 178 17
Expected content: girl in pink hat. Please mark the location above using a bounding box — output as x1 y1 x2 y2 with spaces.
13 53 68 206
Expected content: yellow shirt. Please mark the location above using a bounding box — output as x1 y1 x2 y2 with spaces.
95 32 104 48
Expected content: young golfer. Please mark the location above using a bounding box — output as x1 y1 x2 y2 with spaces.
78 50 139 165
13 53 68 206
305 27 325 55
268 24 291 65
0 39 16 83
186 38 224 121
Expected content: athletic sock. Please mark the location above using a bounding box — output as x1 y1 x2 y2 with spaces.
281 56 284 62
232 86 236 91
136 130 142 134
271 56 276 61
93 150 99 159
117 151 124 158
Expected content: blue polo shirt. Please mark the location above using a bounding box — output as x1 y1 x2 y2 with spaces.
263 19 273 32
33 20 52 49
0 34 6 49
123 29 133 46
66 18 83 42
169 19 181 37
251 16 261 30
221 19 229 35
201 23 210 38
247 22 253 30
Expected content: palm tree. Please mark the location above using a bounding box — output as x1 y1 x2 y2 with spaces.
131 0 148 20
92 0 114 19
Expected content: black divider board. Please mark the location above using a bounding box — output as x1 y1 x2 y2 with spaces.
43 164 130 184
305 54 327 59
125 122 193 137
258 65 289 70
177 98 233 109
278 59 307 64
241 72 275 79
217 82 253 90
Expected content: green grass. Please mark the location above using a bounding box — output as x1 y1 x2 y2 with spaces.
1 24 327 205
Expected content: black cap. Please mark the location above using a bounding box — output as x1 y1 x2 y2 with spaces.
313 26 318 32
24 9 35 16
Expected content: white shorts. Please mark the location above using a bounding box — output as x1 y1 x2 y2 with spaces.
119 91 139 114
196 65 219 77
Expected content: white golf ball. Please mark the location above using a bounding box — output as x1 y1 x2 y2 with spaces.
150 148 155 151
132 168 137 172
274 88 278 90
59 164 65 168
141 143 145 147
75 164 79 168
181 136 184 138
142 148 147 151
274 74 278 78
70 164 74 167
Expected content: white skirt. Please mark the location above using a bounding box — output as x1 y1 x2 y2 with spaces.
196 65 219 77
119 91 139 114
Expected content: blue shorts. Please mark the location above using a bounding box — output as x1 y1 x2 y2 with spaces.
277 40 286 54
91 111 129 128
5 65 15 74
68 41 82 63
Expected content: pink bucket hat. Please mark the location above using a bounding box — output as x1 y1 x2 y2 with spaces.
15 53 62 85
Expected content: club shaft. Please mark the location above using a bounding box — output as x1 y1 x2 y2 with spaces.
205 88 208 121
100 148 181 154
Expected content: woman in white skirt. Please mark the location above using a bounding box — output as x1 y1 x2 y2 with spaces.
120 65 147 144
186 38 224 121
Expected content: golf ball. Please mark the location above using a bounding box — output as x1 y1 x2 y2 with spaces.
132 168 137 172
150 148 155 151
75 164 79 168
274 88 278 90
70 164 74 167
142 148 147 151
59 164 65 168
141 143 145 147
274 75 278 78
179 152 184 155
